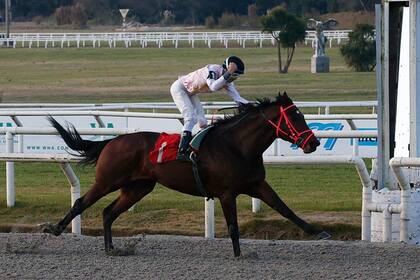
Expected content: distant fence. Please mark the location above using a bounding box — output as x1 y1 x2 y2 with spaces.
0 30 351 49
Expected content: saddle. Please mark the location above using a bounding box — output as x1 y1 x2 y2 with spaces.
189 125 213 152
149 126 213 164
148 126 214 199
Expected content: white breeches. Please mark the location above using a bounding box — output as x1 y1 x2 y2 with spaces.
170 79 207 132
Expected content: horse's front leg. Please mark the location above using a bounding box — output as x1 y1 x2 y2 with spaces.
219 193 241 257
250 180 331 239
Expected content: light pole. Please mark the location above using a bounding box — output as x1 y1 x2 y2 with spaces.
5 0 10 38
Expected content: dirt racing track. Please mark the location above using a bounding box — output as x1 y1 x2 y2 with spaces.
0 233 419 280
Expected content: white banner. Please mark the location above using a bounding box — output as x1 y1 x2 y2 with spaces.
0 116 377 158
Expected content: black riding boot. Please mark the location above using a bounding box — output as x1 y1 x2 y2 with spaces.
177 131 192 161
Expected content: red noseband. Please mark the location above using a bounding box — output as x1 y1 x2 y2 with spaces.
265 104 316 148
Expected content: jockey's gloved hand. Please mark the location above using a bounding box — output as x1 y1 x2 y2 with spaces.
226 73 239 83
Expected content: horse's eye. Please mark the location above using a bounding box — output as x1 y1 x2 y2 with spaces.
291 110 303 121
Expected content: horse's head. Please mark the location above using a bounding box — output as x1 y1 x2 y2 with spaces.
262 92 320 154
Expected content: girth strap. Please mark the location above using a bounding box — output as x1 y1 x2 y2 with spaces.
190 152 213 201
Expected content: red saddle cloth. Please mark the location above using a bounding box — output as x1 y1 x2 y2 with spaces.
149 133 181 164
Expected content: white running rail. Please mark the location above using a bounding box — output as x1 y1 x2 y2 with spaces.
0 100 378 115
1 30 351 49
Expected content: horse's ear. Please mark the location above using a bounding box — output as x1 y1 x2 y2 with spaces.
277 92 283 103
278 91 288 98
277 91 293 104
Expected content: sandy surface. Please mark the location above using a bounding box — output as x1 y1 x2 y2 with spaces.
1 233 419 280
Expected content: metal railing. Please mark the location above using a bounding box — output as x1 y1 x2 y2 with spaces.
0 100 378 114
0 30 351 49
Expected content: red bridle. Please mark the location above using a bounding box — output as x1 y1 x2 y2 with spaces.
264 104 316 148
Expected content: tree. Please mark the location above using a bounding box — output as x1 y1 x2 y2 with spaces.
10 0 63 19
71 3 87 28
247 4 258 27
4 0 374 24
81 0 124 24
340 23 376 72
256 0 284 15
55 6 72 25
260 6 306 73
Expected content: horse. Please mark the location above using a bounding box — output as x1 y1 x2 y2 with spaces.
42 92 330 257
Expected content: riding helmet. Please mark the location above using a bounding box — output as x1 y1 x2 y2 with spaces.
223 56 245 75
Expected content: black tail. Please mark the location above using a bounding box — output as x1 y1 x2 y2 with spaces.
48 117 112 165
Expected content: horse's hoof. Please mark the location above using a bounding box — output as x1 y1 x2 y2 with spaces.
105 244 114 253
39 223 60 236
105 248 118 256
105 247 135 256
317 231 332 240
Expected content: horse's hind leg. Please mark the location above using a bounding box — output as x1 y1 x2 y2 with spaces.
42 182 116 236
250 180 331 239
102 180 155 252
219 193 241 257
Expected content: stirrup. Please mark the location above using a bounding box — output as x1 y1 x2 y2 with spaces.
176 151 191 162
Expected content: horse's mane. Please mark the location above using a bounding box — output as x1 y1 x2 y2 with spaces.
212 96 281 128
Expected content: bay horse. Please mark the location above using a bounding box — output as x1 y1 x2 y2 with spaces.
43 92 330 257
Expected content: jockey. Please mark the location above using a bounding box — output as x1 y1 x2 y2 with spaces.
170 55 249 161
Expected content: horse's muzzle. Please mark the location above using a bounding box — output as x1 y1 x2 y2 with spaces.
303 137 320 154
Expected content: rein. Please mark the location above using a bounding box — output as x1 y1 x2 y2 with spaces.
260 104 315 148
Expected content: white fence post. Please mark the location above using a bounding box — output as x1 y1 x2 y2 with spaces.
205 198 214 238
361 186 372 241
6 131 15 207
382 207 392 242
60 162 81 235
252 198 261 213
